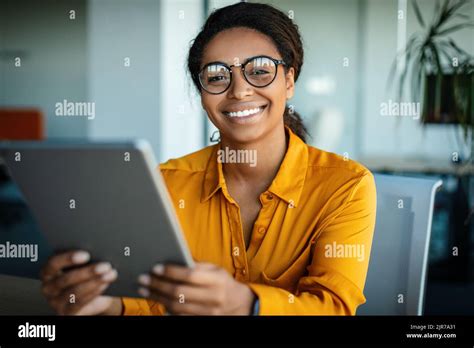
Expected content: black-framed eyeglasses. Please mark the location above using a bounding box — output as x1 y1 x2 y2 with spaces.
198 55 286 95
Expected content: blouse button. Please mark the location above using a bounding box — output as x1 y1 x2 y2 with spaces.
266 193 273 200
241 269 247 275
258 227 266 234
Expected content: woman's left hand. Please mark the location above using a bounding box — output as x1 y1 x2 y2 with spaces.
137 262 256 315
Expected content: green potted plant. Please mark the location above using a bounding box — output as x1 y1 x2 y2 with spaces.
390 0 474 161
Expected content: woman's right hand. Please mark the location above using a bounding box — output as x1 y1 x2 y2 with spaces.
40 250 123 315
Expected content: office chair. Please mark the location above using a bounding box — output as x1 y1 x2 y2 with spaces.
357 174 442 315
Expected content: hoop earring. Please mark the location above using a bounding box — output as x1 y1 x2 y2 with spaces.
209 130 220 143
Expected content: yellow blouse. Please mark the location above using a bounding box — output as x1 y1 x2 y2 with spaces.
122 126 376 315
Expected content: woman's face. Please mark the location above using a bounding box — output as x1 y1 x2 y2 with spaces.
200 27 295 144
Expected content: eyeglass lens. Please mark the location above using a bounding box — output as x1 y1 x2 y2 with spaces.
199 56 278 94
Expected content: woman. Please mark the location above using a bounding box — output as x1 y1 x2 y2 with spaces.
40 2 376 316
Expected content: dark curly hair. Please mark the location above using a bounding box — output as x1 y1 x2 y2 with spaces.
187 2 309 142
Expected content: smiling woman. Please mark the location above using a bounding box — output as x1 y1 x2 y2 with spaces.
188 2 308 143
39 2 377 317
120 2 377 316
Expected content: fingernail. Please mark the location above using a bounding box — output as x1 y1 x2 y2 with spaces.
95 262 112 274
99 283 109 292
138 287 150 297
72 251 90 264
138 274 151 286
152 264 164 275
102 269 118 281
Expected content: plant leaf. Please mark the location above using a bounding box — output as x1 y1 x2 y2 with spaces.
387 36 418 97
447 38 472 58
436 39 469 67
433 0 442 26
428 42 444 121
429 42 444 74
412 48 426 103
436 23 474 36
448 0 471 16
411 52 422 102
435 0 470 30
434 0 452 29
437 45 454 71
399 40 420 101
411 0 426 27
454 13 470 20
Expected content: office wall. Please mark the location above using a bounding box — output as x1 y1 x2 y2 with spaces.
0 0 205 161
86 0 161 158
159 0 205 160
86 0 204 162
0 0 88 138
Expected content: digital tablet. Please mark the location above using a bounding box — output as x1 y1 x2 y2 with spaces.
0 139 194 297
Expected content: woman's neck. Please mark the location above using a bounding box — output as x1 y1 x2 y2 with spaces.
220 124 288 189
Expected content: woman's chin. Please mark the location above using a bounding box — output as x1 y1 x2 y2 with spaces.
220 125 268 146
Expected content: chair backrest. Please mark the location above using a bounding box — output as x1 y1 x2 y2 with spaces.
357 174 442 315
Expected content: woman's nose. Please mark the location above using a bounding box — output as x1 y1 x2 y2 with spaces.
227 68 253 99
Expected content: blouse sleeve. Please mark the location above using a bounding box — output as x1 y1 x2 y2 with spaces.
248 172 377 315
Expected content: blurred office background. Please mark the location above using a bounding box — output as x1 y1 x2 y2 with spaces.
0 0 473 314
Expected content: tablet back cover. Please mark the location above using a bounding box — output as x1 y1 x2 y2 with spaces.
0 141 193 298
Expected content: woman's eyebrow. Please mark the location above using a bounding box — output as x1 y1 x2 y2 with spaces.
200 55 265 69
201 60 229 68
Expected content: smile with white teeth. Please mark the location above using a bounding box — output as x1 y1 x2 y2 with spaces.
224 107 263 118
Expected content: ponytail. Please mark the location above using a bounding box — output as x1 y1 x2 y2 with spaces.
283 106 309 143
